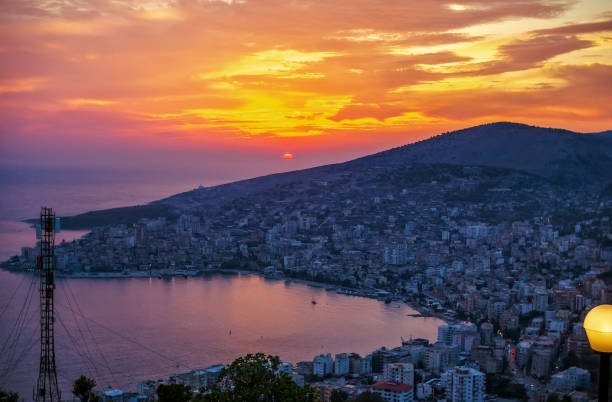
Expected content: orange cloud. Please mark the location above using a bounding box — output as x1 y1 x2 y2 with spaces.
0 0 610 171
533 18 612 35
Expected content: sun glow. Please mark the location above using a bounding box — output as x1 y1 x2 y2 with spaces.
1 0 611 160
447 4 468 11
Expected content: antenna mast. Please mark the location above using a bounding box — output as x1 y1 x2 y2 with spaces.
34 207 61 402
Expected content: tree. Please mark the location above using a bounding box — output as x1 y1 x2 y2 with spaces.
157 383 192 402
72 375 99 402
351 391 385 402
331 389 349 402
0 388 19 402
195 353 318 401
546 394 559 402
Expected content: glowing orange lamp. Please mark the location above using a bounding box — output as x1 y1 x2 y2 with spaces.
584 304 612 402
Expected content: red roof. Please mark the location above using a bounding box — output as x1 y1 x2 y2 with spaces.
371 381 413 392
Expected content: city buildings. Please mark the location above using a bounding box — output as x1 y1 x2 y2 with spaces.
371 381 414 402
442 366 485 402
383 362 414 386
313 353 333 376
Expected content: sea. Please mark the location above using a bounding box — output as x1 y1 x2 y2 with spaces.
0 166 216 261
0 166 445 398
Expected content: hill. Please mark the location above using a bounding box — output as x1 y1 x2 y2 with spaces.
155 122 612 210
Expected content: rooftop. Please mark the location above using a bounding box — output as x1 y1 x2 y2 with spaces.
371 381 413 392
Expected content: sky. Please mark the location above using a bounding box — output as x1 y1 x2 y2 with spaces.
1 0 611 180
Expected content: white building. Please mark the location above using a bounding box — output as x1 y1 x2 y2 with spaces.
384 362 414 386
313 353 333 376
436 323 478 359
383 243 408 265
442 366 485 402
550 366 590 393
371 381 414 402
334 353 350 375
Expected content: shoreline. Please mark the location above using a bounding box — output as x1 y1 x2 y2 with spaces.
0 265 452 324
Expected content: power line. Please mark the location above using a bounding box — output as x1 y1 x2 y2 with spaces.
56 298 178 392
55 300 186 368
59 286 103 382
55 312 100 388
0 329 40 386
0 274 37 368
0 275 35 357
0 273 28 320
58 284 115 389
63 281 116 381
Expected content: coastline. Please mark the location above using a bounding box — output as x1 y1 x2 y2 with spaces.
0 264 451 324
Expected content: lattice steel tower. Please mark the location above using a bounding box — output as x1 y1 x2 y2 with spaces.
34 207 61 402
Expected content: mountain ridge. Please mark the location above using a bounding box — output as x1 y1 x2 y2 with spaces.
155 122 612 210
50 122 612 229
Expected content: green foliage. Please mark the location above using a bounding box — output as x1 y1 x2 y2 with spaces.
195 353 318 402
546 394 559 402
72 375 98 402
331 389 349 402
57 204 177 230
0 388 19 402
350 391 385 402
157 383 192 402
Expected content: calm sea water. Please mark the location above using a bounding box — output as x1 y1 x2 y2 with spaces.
0 166 218 260
0 270 444 397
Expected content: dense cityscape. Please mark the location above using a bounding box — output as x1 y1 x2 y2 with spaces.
3 155 611 401
2 0 612 399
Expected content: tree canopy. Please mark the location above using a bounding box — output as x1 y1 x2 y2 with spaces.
72 375 99 402
157 383 192 402
331 389 349 402
0 388 19 402
195 353 318 402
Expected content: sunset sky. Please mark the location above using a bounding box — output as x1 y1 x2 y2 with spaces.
1 0 611 179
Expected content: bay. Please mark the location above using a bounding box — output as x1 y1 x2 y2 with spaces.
0 270 444 398
0 166 212 261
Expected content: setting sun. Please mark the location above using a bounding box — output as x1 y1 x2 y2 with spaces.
1 0 611 173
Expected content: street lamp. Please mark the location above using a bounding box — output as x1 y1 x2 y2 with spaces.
583 304 612 402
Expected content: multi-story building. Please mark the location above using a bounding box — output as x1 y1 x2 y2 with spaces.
550 366 590 393
442 366 485 402
313 353 333 376
533 290 549 312
479 322 494 346
371 381 414 402
334 353 350 376
383 243 408 265
426 344 451 375
530 349 553 379
384 362 414 386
